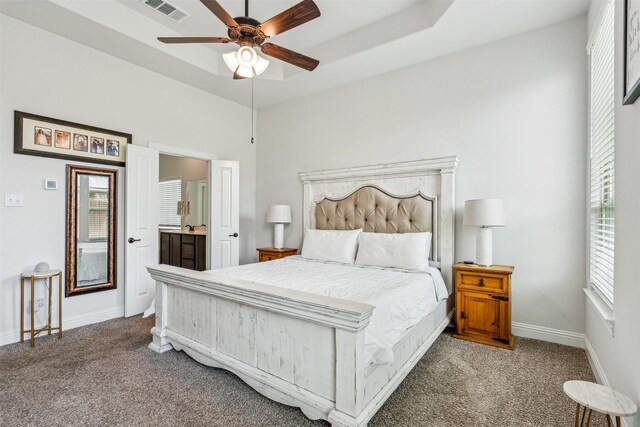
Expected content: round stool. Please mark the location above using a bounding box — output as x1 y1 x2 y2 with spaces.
563 380 637 427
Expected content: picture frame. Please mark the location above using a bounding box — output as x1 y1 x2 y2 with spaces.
14 111 132 167
624 0 640 105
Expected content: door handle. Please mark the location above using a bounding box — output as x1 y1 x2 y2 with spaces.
228 233 239 238
128 237 141 244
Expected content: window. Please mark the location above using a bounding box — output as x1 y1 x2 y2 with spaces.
88 188 108 240
589 1 615 306
159 179 181 228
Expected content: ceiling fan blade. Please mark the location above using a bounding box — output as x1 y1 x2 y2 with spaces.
158 37 231 44
261 43 319 71
200 0 238 28
258 0 320 38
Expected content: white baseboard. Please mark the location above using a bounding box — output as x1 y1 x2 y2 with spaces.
583 337 633 427
583 336 610 387
511 322 585 348
0 305 124 347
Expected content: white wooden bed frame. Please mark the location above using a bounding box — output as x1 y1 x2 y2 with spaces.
147 156 459 426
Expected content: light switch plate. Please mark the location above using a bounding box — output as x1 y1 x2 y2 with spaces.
4 193 24 207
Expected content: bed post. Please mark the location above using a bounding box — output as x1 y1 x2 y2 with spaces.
439 159 458 293
328 328 367 427
302 178 313 232
149 281 172 353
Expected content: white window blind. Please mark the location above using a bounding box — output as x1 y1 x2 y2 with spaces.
88 189 108 240
159 179 181 227
589 1 615 306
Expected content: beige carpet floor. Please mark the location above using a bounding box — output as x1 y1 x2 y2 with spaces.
0 316 598 426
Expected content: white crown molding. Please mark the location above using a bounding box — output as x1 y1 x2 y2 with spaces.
299 156 459 184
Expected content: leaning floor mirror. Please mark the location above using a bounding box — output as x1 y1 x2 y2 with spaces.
66 165 117 296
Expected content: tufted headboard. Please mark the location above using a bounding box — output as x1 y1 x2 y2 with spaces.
299 157 459 291
315 185 436 257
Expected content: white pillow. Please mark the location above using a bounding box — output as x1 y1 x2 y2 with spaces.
301 229 362 264
355 232 432 271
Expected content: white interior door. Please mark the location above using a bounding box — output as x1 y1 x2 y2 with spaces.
210 160 240 269
125 144 159 317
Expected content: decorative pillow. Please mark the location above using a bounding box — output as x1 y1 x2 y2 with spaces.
301 229 362 264
355 232 432 271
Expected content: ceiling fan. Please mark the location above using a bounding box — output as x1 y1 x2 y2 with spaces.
158 0 321 79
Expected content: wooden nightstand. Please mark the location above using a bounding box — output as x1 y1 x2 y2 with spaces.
257 247 298 262
452 263 514 350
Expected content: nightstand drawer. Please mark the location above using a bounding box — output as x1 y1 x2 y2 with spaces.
259 253 276 262
457 272 508 294
257 248 298 263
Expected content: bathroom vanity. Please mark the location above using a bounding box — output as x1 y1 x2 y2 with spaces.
159 230 207 271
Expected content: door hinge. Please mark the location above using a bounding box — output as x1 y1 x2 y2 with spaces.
460 311 465 319
491 295 509 301
492 337 510 344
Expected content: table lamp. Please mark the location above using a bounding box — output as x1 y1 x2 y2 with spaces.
463 199 506 266
266 205 291 249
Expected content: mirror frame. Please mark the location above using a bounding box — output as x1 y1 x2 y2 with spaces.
65 165 117 297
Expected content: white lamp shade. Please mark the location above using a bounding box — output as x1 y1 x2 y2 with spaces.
266 205 291 223
463 199 506 227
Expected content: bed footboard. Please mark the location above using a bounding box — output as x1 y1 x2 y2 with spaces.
147 264 374 426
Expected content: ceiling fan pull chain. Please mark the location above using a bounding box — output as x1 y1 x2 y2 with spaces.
251 79 254 144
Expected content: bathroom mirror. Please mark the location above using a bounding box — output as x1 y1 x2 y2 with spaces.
185 179 207 226
66 165 117 296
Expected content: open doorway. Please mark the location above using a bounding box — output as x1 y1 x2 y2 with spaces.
158 154 209 271
124 143 240 317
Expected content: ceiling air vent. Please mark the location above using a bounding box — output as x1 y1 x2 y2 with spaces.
142 0 189 22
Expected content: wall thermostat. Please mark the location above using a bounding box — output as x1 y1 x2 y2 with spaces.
43 179 58 190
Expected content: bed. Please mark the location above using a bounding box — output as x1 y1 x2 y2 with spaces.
147 156 459 426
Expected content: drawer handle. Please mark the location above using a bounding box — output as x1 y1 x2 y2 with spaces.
491 295 509 301
478 278 485 287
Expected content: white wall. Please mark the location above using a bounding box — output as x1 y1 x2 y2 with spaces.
257 16 588 339
0 15 256 345
585 1 640 426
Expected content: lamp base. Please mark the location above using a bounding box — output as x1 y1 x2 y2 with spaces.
476 227 493 266
273 223 284 249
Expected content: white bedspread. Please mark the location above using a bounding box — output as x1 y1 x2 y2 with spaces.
212 256 448 366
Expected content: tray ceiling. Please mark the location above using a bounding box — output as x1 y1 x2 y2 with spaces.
0 0 588 108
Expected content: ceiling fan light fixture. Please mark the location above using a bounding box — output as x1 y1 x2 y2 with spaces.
252 55 269 76
223 51 240 72
235 65 256 78
223 48 269 78
237 46 257 67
